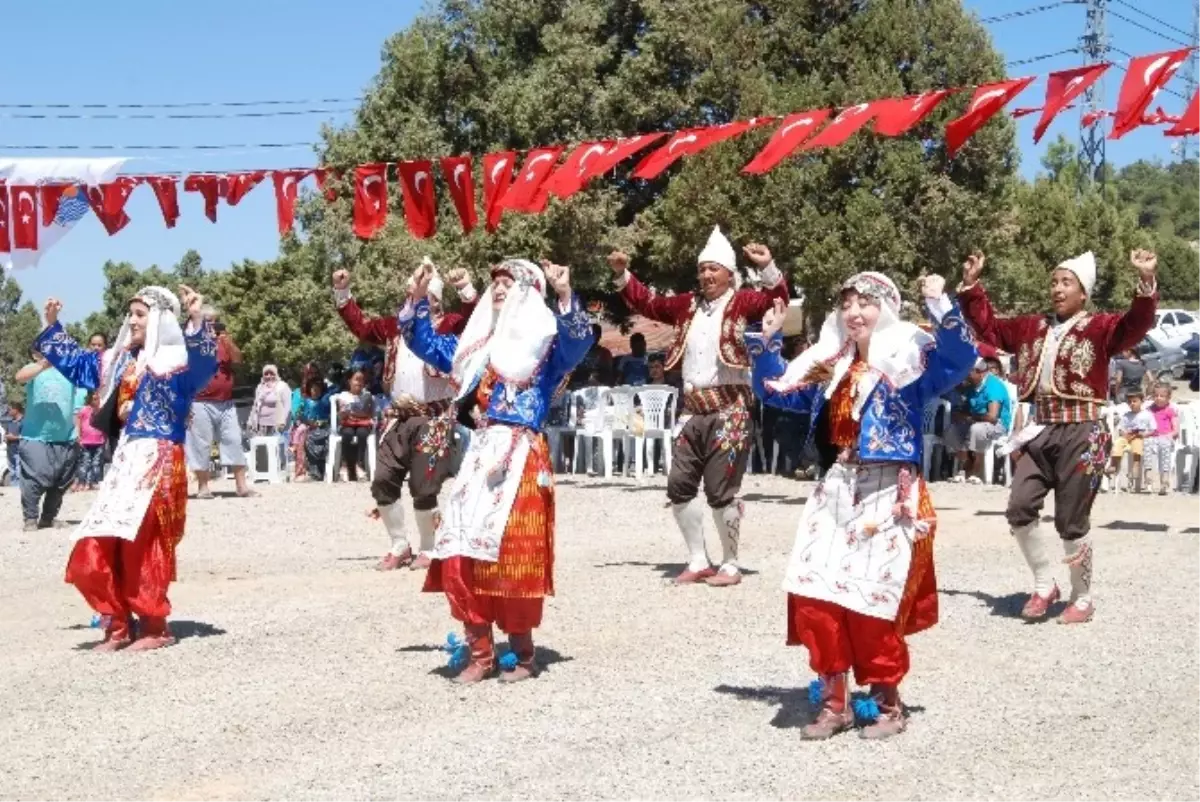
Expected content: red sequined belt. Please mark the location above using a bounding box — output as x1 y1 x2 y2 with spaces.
682 384 752 415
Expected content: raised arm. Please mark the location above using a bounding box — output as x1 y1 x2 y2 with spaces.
332 269 399 345
1101 249 1159 355
732 242 789 321
746 331 815 413
398 299 458 375
955 252 1032 354
917 277 979 402
176 290 220 396
35 322 102 391
547 293 593 380
606 251 695 325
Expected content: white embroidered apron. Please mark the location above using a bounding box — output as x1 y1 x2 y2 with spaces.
74 436 165 543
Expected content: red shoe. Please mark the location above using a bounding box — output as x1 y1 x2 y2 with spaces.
1020 584 1060 620
674 566 716 585
704 571 742 587
126 635 177 652
801 673 854 741
376 548 414 571
453 625 496 684
410 554 432 571
92 636 131 653
1058 601 1094 624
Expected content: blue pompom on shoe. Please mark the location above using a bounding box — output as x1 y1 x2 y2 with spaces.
441 632 469 670
498 651 519 672
807 677 825 707
851 694 881 723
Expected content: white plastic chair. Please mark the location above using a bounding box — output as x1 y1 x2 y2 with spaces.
633 385 677 479
980 380 1020 486
545 391 581 473
1173 402 1197 492
921 399 951 481
573 387 614 477
326 395 377 483
246 435 285 484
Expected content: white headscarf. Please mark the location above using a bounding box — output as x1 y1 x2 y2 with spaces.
765 271 931 420
98 285 188 407
449 259 557 401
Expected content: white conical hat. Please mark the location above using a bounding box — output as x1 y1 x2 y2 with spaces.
1056 251 1096 297
697 225 737 272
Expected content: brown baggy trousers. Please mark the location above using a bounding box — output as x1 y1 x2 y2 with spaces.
666 406 751 509
1006 421 1109 541
370 413 455 512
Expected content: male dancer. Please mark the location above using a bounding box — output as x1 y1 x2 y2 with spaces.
607 226 788 586
333 264 476 570
957 249 1158 623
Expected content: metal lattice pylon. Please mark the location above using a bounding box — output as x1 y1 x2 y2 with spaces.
1078 0 1109 188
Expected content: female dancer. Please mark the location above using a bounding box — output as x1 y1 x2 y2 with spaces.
401 258 591 682
36 285 217 651
748 272 975 738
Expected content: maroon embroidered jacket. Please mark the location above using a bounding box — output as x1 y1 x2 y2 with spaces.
957 281 1157 407
618 273 789 371
337 297 473 390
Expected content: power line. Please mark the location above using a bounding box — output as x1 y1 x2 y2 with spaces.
1110 0 1194 40
0 97 362 111
1006 48 1082 67
1110 46 1191 100
1108 8 1193 47
0 108 354 121
981 1 1083 25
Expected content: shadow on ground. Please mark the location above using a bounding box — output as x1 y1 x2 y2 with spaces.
713 684 925 730
591 560 760 579
940 588 1067 621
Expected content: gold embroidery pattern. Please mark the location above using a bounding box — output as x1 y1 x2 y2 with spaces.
665 297 698 371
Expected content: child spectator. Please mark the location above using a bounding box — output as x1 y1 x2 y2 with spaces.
1106 391 1154 490
1143 382 1180 495
336 369 376 482
75 392 106 491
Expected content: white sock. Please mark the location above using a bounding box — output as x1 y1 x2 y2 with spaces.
1012 523 1054 596
672 500 709 572
413 507 438 555
1062 535 1093 608
379 503 408 556
711 502 743 575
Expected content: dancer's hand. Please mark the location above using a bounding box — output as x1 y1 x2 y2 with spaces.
179 285 204 323
743 242 772 267
332 269 350 291
961 251 985 287
445 267 471 290
761 297 787 339
1131 249 1157 281
43 297 63 326
543 261 572 300
606 250 629 276
919 274 946 299
410 262 433 300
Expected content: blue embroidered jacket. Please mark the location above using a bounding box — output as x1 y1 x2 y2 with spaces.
35 321 219 444
747 299 977 466
399 296 592 431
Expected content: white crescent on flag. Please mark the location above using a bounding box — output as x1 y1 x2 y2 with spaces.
780 118 815 138
524 153 554 180
835 103 871 123
667 133 698 154
362 174 382 192
490 159 509 183
1065 75 1086 95
910 93 931 112
16 189 34 223
577 144 607 172
1143 56 1171 87
414 171 429 194
970 88 1009 113
282 176 297 197
453 164 466 188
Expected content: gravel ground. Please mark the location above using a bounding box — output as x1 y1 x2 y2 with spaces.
0 472 1196 801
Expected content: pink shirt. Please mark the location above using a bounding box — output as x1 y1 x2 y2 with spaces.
1149 402 1178 437
77 406 106 446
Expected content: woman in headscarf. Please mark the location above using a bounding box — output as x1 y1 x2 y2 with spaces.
35 285 218 652
400 257 591 683
248 364 291 435
747 272 975 739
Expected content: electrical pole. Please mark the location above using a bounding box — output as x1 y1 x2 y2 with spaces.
1079 0 1108 189
1179 0 1199 162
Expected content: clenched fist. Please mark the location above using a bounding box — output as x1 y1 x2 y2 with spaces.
543 260 572 299
742 243 772 268
332 269 350 291
607 250 630 276
761 297 787 339
1130 249 1157 283
961 251 986 287
445 267 471 290
919 274 946 299
43 298 63 327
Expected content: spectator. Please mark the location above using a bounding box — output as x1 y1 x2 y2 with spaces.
1110 349 1147 403
4 401 23 486
617 333 650 386
1106 390 1153 489
87 332 108 352
74 391 106 491
945 357 1013 484
1144 382 1180 495
335 369 375 482
247 364 291 436
573 324 614 387
292 362 321 421
14 350 84 530
186 313 254 499
295 377 335 481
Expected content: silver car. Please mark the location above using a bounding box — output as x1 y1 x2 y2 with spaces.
1133 333 1188 380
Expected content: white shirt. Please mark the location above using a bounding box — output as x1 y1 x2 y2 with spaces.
1036 313 1083 394
1118 409 1155 436
392 335 453 403
683 289 749 390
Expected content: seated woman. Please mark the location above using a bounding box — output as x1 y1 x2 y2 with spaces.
336 369 376 482
747 271 975 740
400 257 591 683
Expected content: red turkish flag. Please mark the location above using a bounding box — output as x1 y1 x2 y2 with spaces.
945 77 1035 157
634 120 771 180
147 176 180 228
1165 90 1200 137
225 171 266 206
482 151 516 233
184 174 224 222
9 185 38 250
798 101 885 151
501 147 565 213
397 160 437 239
40 184 69 226
97 177 141 219
1110 48 1191 140
0 184 10 253
542 141 615 200
353 163 389 239
1033 64 1109 144
872 90 954 137
439 156 477 234
85 186 131 236
576 133 667 183
1082 110 1114 128
314 169 339 202
741 110 831 174
272 170 310 235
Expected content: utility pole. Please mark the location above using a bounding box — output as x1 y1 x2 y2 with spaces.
1179 0 1199 162
1078 0 1108 189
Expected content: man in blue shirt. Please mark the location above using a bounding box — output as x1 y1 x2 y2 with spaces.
15 350 84 530
945 357 1012 484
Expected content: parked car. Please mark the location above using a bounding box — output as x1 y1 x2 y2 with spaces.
1149 308 1200 350
1133 332 1188 380
1183 332 1198 385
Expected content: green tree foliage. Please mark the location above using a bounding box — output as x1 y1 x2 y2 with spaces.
0 275 45 405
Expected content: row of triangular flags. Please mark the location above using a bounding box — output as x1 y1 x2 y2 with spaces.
1 46 1194 252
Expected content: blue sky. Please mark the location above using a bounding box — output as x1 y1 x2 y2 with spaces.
2 0 1195 322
